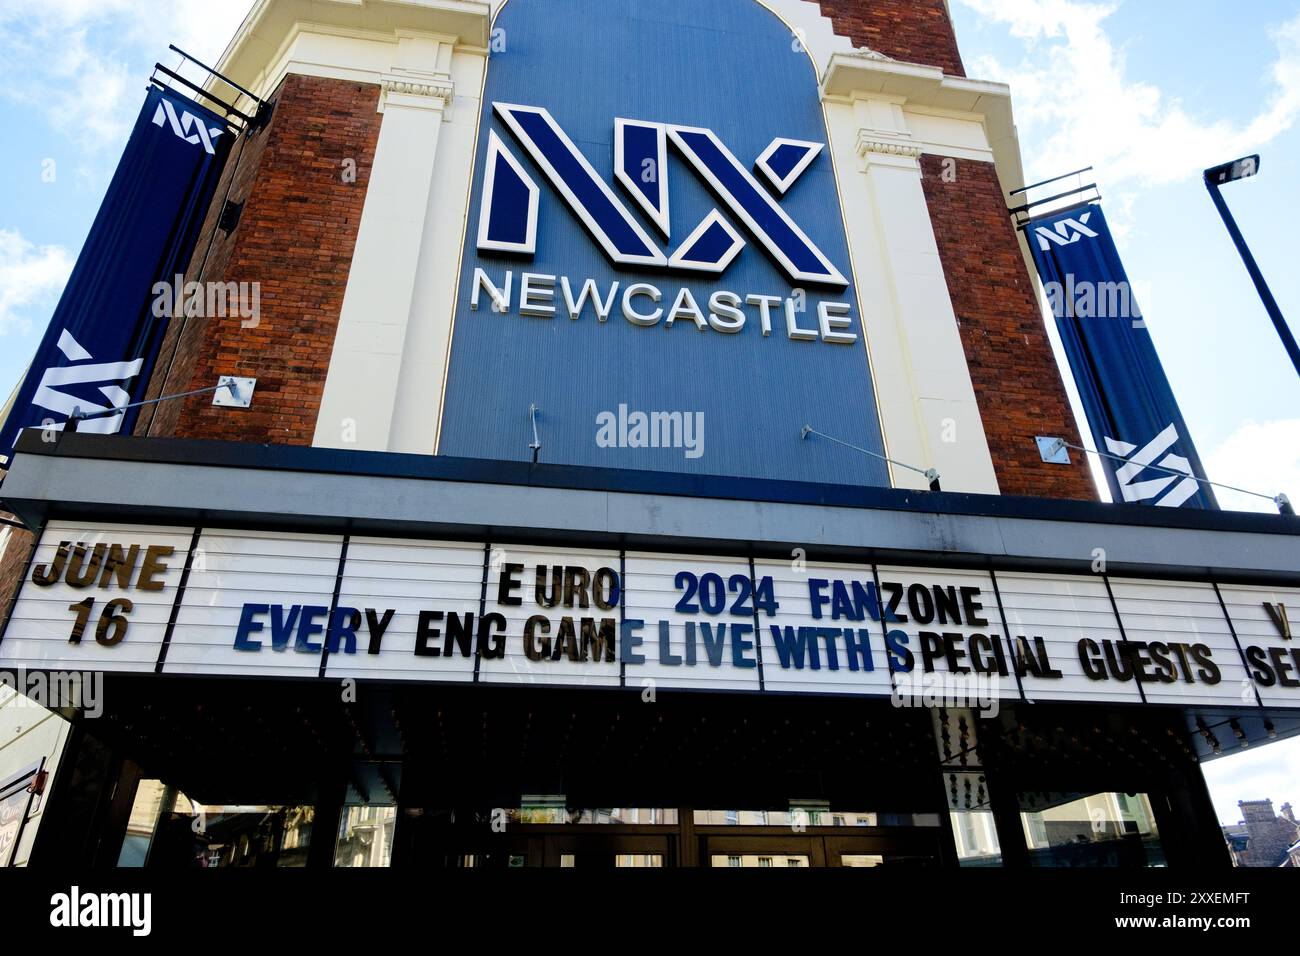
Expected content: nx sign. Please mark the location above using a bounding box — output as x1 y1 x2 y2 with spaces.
478 103 845 285
472 102 858 345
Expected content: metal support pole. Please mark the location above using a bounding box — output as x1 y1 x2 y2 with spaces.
1205 175 1300 379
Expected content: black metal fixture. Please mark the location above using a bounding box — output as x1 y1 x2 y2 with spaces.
1204 155 1300 380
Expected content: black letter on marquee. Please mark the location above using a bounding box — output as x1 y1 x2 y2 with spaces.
498 564 524 606
415 610 444 657
366 608 395 655
31 541 71 587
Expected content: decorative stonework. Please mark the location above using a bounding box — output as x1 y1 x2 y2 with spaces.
856 138 923 159
380 74 455 113
855 129 923 160
381 77 454 100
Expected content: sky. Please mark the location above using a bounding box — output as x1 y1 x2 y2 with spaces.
0 0 1297 827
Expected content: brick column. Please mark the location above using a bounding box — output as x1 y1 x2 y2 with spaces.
0 516 34 622
920 156 1096 499
818 0 966 75
137 73 383 445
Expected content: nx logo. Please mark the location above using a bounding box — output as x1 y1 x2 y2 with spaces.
477 102 846 286
1035 211 1099 251
1104 423 1199 508
152 98 224 155
30 330 142 436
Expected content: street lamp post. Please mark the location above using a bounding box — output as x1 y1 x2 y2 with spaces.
1203 155 1300 379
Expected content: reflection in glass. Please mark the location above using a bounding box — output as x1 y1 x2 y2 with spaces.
117 779 313 868
334 805 397 868
509 807 678 825
552 851 664 867
711 854 810 867
1020 792 1165 867
950 810 1002 866
695 809 941 827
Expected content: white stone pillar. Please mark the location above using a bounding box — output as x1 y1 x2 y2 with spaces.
827 91 999 493
313 34 456 452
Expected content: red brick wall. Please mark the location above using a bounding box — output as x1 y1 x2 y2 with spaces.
920 156 1096 499
0 516 34 623
818 0 965 76
137 74 382 444
134 82 276 438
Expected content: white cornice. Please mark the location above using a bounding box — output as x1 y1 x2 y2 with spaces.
821 51 1026 193
208 0 489 106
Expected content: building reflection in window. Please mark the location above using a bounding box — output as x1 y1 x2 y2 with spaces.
711 854 810 867
694 809 941 828
1019 791 1165 867
950 809 1002 866
508 806 678 825
334 805 397 868
118 779 313 868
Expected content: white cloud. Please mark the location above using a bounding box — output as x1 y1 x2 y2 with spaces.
956 0 1300 189
1202 735 1300 825
0 229 73 336
1203 418 1300 512
0 1 253 151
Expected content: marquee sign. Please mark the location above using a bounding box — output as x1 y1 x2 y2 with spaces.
2 521 1298 711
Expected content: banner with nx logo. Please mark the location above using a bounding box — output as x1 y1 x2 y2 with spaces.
1028 203 1216 509
1 85 231 464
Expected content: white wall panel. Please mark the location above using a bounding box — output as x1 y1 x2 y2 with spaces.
1109 578 1248 708
1218 583 1300 708
624 553 762 693
875 565 1013 701
165 530 343 678
753 558 891 696
995 572 1138 705
325 536 484 683
2 522 194 673
477 543 622 688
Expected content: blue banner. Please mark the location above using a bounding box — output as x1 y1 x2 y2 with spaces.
1028 203 1216 509
0 85 232 465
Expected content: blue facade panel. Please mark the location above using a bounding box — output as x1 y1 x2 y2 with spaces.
438 0 890 487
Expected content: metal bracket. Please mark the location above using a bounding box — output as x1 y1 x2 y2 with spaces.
528 403 542 463
218 199 245 234
1036 436 1071 464
214 377 256 408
